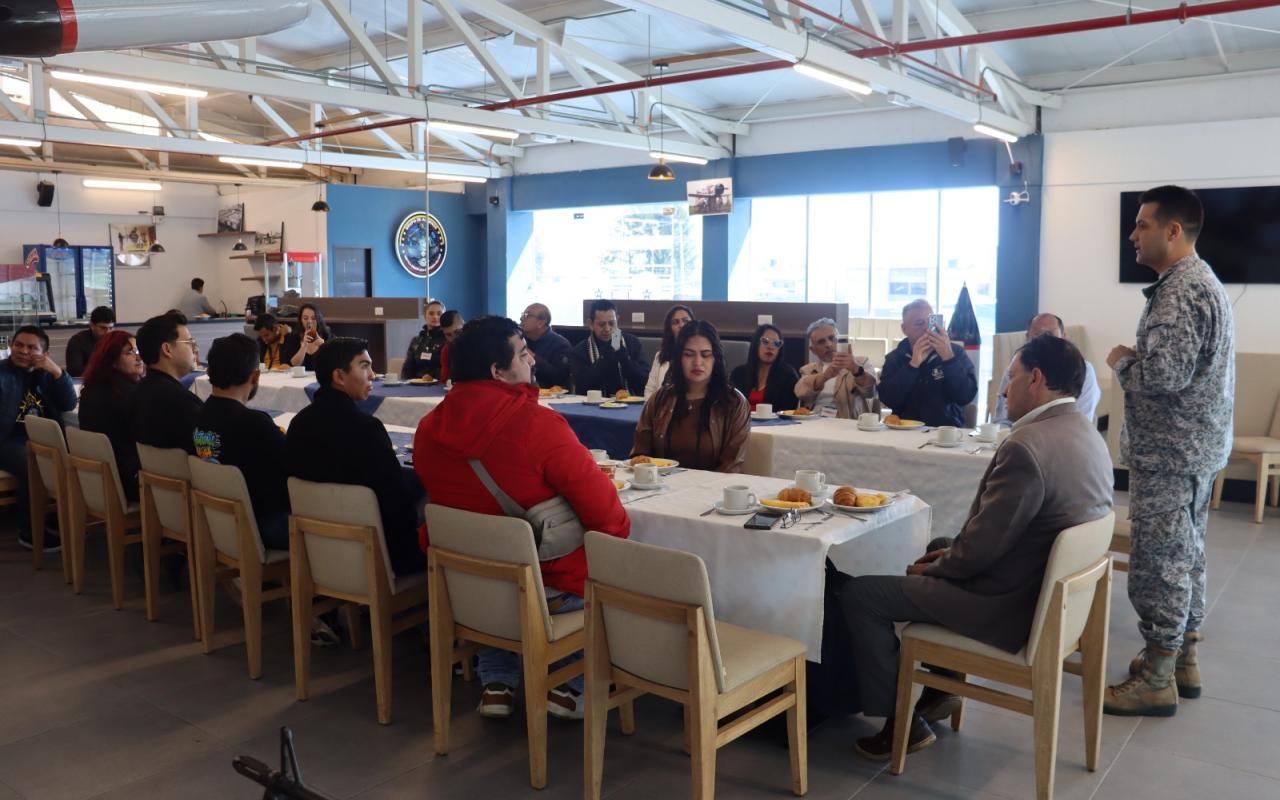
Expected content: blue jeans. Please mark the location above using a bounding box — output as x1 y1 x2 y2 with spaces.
477 590 585 693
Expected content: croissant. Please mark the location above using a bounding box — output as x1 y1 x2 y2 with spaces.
777 487 813 505
615 389 631 400
884 414 902 425
833 486 858 506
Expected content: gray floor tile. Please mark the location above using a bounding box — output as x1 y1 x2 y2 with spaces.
1091 743 1280 800
1127 696 1280 780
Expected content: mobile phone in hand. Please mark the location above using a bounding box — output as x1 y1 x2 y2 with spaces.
927 313 944 334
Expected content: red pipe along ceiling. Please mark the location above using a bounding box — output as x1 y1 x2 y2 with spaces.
263 0 1280 147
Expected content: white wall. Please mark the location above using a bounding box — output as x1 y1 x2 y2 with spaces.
1039 115 1280 374
216 184 327 305
0 171 231 322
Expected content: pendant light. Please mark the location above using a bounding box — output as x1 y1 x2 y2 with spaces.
231 183 248 250
647 63 675 181
311 146 329 212
148 183 165 253
51 172 69 247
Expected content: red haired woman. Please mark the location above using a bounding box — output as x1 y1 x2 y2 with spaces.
78 330 146 501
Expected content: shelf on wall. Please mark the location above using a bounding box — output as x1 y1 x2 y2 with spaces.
198 231 258 239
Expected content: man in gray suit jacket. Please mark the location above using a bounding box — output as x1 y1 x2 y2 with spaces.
843 334 1114 761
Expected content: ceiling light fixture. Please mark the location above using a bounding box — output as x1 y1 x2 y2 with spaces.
52 171 68 247
792 62 873 96
218 156 304 169
973 122 1019 144
232 183 249 250
49 70 207 98
647 61 676 182
0 136 41 147
82 178 163 191
427 120 519 140
426 173 488 184
649 152 707 166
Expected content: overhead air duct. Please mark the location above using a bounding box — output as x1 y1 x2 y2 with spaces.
0 0 310 57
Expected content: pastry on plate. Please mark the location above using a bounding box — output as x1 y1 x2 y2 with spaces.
776 487 813 505
832 486 858 506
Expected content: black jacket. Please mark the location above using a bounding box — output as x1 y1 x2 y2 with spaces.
64 330 101 378
194 396 290 519
130 370 203 453
78 371 141 501
401 326 446 380
730 361 800 411
285 386 424 575
527 329 573 389
570 333 648 396
0 359 77 443
878 338 977 427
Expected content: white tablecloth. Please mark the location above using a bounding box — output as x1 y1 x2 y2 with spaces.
621 468 931 662
752 419 993 536
193 373 447 428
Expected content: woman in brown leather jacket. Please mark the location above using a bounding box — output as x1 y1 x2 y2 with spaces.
630 320 751 473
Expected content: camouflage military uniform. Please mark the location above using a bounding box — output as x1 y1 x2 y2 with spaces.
1115 254 1234 652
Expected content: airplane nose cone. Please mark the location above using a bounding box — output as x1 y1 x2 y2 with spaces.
0 0 71 57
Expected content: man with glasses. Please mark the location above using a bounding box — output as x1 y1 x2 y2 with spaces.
795 317 877 418
879 299 977 427
131 312 203 452
0 325 76 552
519 303 573 389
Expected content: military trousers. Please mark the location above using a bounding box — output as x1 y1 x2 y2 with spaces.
1127 468 1215 651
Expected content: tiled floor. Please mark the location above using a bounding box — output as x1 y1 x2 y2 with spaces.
1 495 1277 799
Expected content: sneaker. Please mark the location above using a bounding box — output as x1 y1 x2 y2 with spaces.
854 714 936 762
547 687 584 720
478 683 516 719
310 618 341 647
17 529 61 554
914 687 963 723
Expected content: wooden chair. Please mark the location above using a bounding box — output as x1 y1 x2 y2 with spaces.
1109 508 1131 573
64 427 142 609
188 456 290 679
24 416 72 578
583 531 809 800
137 444 202 638
888 512 1116 800
1211 392 1280 524
287 478 429 725
426 504 584 790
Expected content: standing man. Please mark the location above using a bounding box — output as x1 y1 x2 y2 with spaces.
570 299 647 396
794 317 877 418
1104 185 1234 717
179 278 218 318
992 313 1102 425
879 300 977 427
520 303 572 389
65 306 115 378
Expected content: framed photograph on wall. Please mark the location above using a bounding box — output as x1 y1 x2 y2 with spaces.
218 203 245 233
109 223 156 269
687 177 733 216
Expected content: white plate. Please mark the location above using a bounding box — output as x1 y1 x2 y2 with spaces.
885 421 927 430
968 431 999 443
778 411 818 420
583 398 605 405
713 501 760 516
623 458 679 469
612 479 632 492
629 481 665 491
751 412 778 421
930 439 965 448
857 423 885 432
827 496 898 514
618 396 647 404
539 390 568 399
599 401 628 409
759 499 825 514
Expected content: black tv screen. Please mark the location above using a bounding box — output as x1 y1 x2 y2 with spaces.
1119 186 1280 283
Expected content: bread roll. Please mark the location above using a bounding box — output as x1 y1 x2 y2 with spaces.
884 414 901 425
833 486 858 506
615 389 631 400
776 487 813 505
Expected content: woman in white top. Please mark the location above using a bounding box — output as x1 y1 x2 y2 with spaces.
644 303 694 396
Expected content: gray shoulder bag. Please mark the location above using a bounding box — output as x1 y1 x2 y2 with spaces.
467 459 586 562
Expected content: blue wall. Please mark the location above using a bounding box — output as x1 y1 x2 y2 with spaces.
325 183 486 318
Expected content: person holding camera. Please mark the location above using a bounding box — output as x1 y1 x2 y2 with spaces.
284 303 331 372
794 317 877 418
879 299 977 427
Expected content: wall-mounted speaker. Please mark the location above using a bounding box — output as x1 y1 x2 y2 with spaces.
37 181 54 207
947 137 966 168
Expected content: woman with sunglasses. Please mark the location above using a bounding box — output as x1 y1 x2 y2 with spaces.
730 323 800 412
78 330 146 501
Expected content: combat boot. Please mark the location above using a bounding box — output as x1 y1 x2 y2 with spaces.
1129 631 1202 699
1106 646 1178 717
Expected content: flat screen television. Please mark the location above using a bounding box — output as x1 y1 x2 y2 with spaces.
1119 186 1280 283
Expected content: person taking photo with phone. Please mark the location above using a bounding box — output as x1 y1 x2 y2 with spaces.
879 299 977 427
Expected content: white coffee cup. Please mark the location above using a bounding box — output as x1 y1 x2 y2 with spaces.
978 422 999 440
586 389 603 403
384 376 402 385
291 365 306 378
937 426 962 444
858 412 880 428
795 469 826 493
723 484 757 511
756 403 774 417
589 449 609 463
634 463 659 485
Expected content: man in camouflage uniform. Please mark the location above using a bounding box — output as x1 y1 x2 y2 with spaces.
1105 185 1235 717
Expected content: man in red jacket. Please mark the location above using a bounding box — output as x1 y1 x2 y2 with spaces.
416 315 630 721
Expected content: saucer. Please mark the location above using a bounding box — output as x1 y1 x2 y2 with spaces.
971 434 998 443
857 423 885 432
751 412 778 421
930 439 965 448
630 480 665 491
713 501 760 516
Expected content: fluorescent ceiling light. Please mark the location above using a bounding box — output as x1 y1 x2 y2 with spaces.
792 62 872 96
973 122 1019 144
427 173 488 184
50 70 207 98
650 151 708 166
82 178 163 191
428 120 519 140
0 136 40 147
218 156 304 169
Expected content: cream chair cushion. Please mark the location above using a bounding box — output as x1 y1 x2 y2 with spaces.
288 478 396 595
716 621 807 691
188 456 271 565
24 416 67 497
1232 436 1280 454
426 504 555 643
66 426 132 513
137 444 192 535
903 623 1027 665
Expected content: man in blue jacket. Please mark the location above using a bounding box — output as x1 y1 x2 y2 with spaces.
0 325 77 552
879 300 977 427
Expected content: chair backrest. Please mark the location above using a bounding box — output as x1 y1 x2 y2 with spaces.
1269 393 1280 440
1023 511 1116 665
288 478 395 594
387 356 405 376
848 317 900 340
425 504 553 642
584 531 728 694
721 339 750 376
65 426 127 513
137 444 192 535
24 416 67 496
850 337 890 368
187 456 268 564
742 431 773 477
